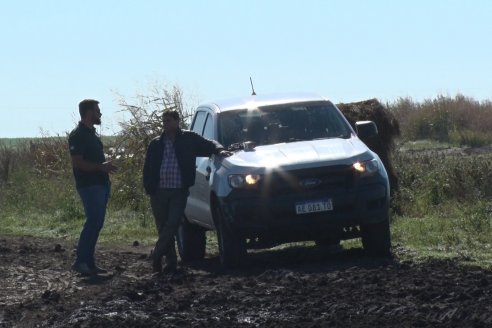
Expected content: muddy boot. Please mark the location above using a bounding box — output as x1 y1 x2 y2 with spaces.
162 256 177 274
89 264 108 274
152 255 163 273
71 262 93 276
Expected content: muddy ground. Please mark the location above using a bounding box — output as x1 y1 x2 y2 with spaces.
0 236 491 328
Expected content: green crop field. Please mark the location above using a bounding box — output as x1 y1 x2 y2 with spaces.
0 138 35 148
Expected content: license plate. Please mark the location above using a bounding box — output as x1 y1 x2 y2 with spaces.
295 199 333 215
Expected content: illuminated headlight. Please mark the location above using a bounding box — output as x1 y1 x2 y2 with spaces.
353 159 379 177
228 174 261 188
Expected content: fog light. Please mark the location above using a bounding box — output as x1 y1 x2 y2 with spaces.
229 175 245 188
245 174 261 185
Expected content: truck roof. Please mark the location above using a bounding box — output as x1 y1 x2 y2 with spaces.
200 92 331 113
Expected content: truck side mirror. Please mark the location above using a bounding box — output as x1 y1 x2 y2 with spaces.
355 121 378 139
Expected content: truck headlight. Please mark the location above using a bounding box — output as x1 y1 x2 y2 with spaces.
228 174 262 188
353 159 379 177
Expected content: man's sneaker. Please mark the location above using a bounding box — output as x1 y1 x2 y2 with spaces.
71 262 93 276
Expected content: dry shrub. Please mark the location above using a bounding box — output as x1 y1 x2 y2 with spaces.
110 84 194 211
0 141 36 184
389 94 492 145
337 99 400 194
30 136 71 178
0 137 78 214
0 145 16 183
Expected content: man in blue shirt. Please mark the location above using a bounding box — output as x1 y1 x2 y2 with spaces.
68 99 117 276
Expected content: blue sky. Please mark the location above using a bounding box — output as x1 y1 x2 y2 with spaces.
1 0 491 137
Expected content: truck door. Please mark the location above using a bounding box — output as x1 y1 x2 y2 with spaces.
185 110 215 228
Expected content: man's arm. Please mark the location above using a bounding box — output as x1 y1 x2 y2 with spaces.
192 132 232 157
71 155 117 174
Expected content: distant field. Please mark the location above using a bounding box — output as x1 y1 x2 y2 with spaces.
0 138 36 147
0 136 118 148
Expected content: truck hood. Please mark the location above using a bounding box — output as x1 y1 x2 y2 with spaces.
223 137 372 169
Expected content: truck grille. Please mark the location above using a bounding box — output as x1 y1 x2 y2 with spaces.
262 165 354 195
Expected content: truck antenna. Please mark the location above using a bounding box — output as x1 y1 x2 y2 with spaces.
249 77 257 96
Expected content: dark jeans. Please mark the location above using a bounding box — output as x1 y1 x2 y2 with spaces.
75 183 110 267
150 188 189 264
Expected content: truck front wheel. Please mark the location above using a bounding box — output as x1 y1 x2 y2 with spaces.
215 206 246 268
177 218 206 262
360 217 391 257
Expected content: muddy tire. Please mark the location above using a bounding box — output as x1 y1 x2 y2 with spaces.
215 206 246 268
360 217 391 257
177 219 206 262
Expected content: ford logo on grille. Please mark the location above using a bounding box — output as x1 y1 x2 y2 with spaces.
300 178 322 188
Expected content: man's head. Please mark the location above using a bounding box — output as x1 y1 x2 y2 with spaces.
163 110 180 133
79 99 101 125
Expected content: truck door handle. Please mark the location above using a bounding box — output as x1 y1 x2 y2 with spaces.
205 167 211 181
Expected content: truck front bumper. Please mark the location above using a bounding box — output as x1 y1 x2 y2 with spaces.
218 182 389 242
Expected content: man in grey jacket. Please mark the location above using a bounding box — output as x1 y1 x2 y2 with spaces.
143 110 230 273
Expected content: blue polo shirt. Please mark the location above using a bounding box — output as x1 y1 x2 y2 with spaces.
68 122 109 188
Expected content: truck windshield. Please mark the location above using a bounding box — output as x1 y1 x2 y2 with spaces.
218 102 352 148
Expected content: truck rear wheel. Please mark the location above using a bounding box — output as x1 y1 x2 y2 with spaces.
177 218 206 262
215 206 246 268
360 217 391 257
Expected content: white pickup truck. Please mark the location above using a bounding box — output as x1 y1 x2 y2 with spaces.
177 93 391 267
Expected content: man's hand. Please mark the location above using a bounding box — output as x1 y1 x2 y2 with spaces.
218 150 233 157
72 155 118 173
101 161 118 174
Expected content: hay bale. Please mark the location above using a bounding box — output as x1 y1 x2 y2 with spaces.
337 99 400 194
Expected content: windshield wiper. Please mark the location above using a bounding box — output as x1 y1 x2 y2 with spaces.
311 134 351 140
285 137 307 143
227 141 257 151
228 142 244 151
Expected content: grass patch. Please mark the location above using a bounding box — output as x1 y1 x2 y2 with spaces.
98 210 156 246
391 201 492 268
398 139 455 151
0 211 83 239
205 231 219 256
1 204 491 268
0 208 157 246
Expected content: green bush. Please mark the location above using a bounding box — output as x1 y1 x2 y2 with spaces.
449 130 492 148
392 151 492 217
